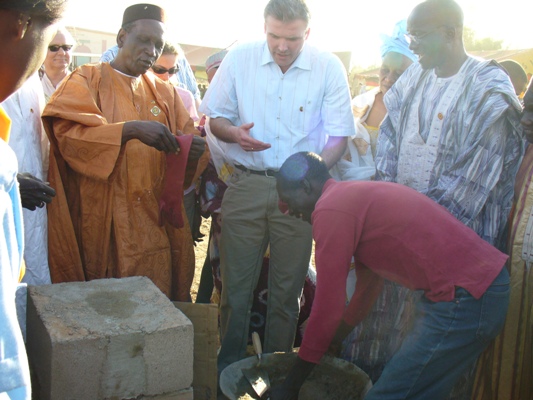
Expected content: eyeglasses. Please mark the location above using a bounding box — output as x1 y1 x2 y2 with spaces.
48 44 73 52
151 65 180 75
404 26 446 44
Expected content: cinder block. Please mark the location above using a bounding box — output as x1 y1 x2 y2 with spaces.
27 277 194 400
173 302 219 400
138 387 194 399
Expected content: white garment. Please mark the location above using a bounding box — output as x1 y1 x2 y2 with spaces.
40 72 56 103
0 134 31 398
199 40 355 170
1 73 51 285
330 87 380 181
396 70 463 192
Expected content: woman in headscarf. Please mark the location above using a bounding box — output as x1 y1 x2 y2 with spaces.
331 19 417 182
334 20 419 383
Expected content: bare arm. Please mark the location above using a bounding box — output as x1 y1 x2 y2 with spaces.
209 117 271 152
320 136 347 168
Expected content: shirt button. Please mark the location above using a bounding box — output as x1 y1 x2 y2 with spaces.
438 113 444 120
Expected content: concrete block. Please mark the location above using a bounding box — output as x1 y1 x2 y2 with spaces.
138 387 194 399
173 302 218 400
26 276 194 400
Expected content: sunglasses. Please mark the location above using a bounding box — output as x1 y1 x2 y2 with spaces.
151 65 180 75
48 44 73 52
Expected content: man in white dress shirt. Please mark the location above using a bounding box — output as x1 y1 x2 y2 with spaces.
199 0 354 376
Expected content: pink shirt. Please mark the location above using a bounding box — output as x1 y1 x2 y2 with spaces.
176 87 199 122
298 179 507 364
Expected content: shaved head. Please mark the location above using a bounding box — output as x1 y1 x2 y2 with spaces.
410 0 464 28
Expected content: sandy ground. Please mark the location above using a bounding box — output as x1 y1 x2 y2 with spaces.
190 217 316 302
190 217 212 302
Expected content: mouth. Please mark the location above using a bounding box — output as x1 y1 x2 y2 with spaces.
140 59 154 68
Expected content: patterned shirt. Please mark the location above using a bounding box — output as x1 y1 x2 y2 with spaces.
376 57 524 248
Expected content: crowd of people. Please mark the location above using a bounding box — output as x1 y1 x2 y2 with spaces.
1 0 532 399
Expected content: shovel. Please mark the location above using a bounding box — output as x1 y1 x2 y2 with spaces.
242 332 271 399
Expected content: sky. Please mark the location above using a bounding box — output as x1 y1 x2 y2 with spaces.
62 0 533 68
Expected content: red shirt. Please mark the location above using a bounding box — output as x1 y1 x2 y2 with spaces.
299 179 507 363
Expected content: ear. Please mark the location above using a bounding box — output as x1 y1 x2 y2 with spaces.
264 22 267 34
17 14 32 40
302 178 313 195
116 28 126 48
304 27 311 40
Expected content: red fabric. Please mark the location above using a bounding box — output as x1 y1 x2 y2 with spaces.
298 179 508 364
159 134 193 228
278 199 289 215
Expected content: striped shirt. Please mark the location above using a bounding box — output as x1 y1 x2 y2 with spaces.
198 40 355 170
376 56 524 247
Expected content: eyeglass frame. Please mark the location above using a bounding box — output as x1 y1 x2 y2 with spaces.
404 25 448 45
48 44 73 52
151 64 180 75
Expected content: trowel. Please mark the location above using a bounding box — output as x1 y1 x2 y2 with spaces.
242 332 271 398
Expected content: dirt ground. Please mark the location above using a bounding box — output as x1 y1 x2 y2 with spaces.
190 217 212 302
190 217 316 302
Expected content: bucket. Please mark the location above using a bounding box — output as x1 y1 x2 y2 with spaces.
220 352 372 400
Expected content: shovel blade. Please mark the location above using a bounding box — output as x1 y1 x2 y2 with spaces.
242 366 270 398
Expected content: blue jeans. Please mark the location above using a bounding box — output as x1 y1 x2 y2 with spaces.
365 267 510 400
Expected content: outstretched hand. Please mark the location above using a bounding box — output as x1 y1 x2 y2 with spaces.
17 173 56 211
235 122 271 152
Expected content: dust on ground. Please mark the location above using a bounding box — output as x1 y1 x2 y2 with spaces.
191 217 316 302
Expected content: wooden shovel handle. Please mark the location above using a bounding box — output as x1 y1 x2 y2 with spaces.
252 332 262 359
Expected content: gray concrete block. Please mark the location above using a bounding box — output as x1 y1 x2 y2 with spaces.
138 387 194 399
26 276 194 400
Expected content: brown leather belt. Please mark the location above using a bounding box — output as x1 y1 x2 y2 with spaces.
235 164 278 178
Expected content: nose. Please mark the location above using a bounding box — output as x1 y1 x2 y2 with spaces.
383 72 393 83
145 44 158 58
277 39 288 52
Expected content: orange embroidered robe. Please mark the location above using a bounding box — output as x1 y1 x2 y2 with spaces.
42 63 198 301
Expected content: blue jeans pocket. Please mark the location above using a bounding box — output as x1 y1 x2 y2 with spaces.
476 268 510 341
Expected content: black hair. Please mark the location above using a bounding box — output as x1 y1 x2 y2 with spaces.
277 152 329 189
0 0 68 25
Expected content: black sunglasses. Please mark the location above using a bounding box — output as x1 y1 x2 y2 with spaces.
151 65 180 75
48 45 73 52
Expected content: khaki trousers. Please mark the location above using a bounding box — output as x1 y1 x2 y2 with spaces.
217 169 312 373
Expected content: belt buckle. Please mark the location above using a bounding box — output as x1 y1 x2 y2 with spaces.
264 169 277 178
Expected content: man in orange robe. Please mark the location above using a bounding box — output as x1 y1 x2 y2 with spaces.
42 3 206 301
